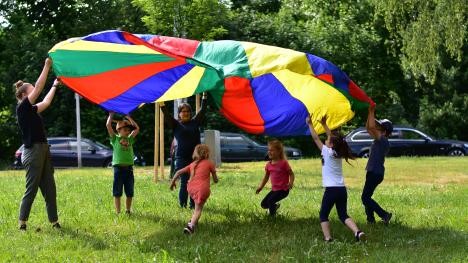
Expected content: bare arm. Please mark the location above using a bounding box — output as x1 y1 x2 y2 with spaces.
28 58 52 104
35 79 59 113
170 165 190 190
212 170 219 184
256 172 270 194
306 116 324 150
126 115 140 138
320 116 332 140
288 169 295 190
194 92 208 123
366 104 380 139
170 171 182 190
106 112 115 137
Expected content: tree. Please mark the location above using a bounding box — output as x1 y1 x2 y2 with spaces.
372 0 468 140
0 0 148 166
132 0 230 40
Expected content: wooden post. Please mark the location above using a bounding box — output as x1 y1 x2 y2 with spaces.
159 107 165 179
153 103 159 182
195 94 200 113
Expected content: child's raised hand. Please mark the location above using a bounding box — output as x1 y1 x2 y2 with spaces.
320 116 327 124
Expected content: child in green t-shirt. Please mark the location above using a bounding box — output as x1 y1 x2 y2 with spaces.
106 112 140 214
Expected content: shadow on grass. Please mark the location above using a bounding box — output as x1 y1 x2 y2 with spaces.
59 226 109 250
136 205 468 261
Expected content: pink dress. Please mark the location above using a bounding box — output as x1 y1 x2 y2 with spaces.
178 159 216 205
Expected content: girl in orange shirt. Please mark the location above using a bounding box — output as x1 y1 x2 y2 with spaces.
170 144 218 234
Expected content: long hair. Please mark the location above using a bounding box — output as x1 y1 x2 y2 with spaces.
191 144 210 178
14 80 30 101
330 133 356 165
268 139 287 160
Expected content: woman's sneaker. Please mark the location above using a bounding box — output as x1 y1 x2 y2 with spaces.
355 231 366 242
19 224 27 231
183 223 194 235
383 213 393 225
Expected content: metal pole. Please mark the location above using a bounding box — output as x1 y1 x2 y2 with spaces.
75 93 82 168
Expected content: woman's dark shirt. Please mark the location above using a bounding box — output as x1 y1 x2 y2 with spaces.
16 98 47 148
161 99 207 160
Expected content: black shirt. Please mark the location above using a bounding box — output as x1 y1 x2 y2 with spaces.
16 98 47 148
365 135 389 174
161 99 207 160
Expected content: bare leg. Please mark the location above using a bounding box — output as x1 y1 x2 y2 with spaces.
126 197 133 212
344 218 359 234
114 197 121 213
320 221 332 241
190 203 205 227
345 218 366 241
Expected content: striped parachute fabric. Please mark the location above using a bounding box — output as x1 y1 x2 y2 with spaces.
49 30 374 136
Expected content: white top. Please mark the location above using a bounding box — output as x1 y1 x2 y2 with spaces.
321 145 345 187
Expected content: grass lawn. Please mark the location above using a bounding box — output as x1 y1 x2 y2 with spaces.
0 157 467 262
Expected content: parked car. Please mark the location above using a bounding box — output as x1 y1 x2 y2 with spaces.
13 137 146 168
200 132 302 162
345 126 468 157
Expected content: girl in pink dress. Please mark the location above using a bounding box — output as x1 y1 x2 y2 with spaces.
256 140 295 216
170 144 218 234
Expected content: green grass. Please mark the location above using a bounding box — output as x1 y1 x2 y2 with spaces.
0 157 467 262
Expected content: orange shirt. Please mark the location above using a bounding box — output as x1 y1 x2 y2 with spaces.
179 159 216 204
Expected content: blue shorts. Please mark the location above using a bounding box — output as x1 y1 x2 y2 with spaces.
113 166 134 197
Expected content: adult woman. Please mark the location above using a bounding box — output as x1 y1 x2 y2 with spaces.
161 94 207 208
15 58 60 230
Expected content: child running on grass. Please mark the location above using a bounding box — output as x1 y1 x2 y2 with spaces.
362 104 393 224
306 116 365 242
256 139 295 216
170 144 218 234
106 112 140 214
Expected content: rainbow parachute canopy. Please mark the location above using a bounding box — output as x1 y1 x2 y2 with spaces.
49 30 374 136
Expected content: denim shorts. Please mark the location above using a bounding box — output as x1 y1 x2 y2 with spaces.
113 166 134 197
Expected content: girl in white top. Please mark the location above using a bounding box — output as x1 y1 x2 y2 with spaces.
307 116 366 242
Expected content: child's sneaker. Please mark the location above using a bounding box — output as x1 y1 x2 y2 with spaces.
183 223 194 235
355 231 366 242
382 212 392 225
52 222 62 229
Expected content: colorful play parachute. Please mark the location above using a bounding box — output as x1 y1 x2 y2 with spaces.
49 30 374 136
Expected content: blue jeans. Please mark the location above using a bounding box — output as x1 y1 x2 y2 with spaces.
113 166 134 197
174 158 194 208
